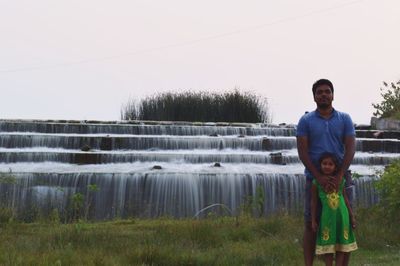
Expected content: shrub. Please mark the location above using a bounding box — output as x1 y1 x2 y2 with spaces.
121 89 271 123
375 159 400 221
372 80 400 119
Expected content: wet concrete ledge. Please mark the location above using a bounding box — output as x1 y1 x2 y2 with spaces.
371 117 400 131
0 118 296 128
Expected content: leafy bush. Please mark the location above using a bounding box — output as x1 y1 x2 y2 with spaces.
372 80 400 119
121 89 271 123
375 159 400 221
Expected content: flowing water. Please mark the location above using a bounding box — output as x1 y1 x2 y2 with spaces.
0 120 398 220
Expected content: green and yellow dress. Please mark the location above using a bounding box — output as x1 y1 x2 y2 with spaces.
313 178 358 254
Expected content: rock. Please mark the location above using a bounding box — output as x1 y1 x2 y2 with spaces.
152 165 162 170
238 134 245 138
219 141 224 150
270 152 285 165
373 131 384 139
213 162 221 167
209 133 219 137
81 144 91 152
262 137 271 151
74 153 98 164
100 137 112 150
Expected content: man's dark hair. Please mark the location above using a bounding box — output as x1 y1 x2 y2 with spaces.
312 79 334 96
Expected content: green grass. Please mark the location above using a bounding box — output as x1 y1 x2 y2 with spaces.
0 212 398 265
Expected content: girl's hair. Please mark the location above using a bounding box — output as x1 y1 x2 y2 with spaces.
318 152 340 174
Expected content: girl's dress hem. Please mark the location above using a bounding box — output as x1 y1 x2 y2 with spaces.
316 242 358 254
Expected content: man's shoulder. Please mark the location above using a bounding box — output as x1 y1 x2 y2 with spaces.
333 109 349 116
299 111 317 122
296 111 317 136
333 109 353 121
332 109 355 135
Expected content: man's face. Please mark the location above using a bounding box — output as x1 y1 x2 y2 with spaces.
314 84 333 109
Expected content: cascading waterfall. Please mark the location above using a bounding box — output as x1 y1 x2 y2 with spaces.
0 119 399 220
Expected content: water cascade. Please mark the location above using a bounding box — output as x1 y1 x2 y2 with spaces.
0 119 399 220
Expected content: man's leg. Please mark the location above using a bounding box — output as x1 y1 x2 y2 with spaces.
345 170 354 209
343 170 354 266
304 221 316 266
303 179 316 266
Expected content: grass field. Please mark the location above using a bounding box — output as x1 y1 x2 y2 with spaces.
0 210 398 265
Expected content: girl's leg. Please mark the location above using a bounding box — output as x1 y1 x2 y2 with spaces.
343 252 350 266
335 251 346 266
324 253 333 266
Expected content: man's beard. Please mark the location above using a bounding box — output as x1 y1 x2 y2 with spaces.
317 102 331 109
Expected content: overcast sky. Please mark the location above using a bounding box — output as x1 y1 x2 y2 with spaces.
1 0 399 124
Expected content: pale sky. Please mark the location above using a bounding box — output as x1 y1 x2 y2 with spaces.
1 0 399 124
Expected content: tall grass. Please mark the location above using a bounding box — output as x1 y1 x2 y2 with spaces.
121 89 271 123
0 212 398 265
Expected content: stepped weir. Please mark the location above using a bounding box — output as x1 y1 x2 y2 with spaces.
0 119 399 220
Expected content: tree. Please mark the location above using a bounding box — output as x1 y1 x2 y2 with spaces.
372 80 400 119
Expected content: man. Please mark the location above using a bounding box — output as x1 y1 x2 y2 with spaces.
296 79 356 266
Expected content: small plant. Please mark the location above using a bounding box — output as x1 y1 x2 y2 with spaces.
0 206 14 224
71 192 84 222
372 80 400 119
0 173 18 223
255 186 265 217
240 186 265 218
351 171 362 179
68 184 100 222
84 184 100 220
49 208 61 224
0 173 17 184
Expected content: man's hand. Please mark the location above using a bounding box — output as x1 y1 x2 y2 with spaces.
315 173 336 193
333 170 345 191
350 215 357 230
311 219 318 233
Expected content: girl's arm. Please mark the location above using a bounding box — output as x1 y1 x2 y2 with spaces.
311 183 318 232
343 186 356 229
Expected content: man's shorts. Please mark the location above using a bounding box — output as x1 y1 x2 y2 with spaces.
304 170 354 222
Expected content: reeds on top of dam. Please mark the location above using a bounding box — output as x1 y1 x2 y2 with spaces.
121 90 270 123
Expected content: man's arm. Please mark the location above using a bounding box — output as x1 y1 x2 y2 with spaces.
343 185 356 229
311 184 319 232
335 135 356 186
297 136 332 191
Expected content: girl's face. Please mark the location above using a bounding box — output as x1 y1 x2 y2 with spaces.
320 157 336 175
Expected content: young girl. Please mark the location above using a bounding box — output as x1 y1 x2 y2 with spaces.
311 153 357 266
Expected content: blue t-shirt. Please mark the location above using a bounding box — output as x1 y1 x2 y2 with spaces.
296 109 355 179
